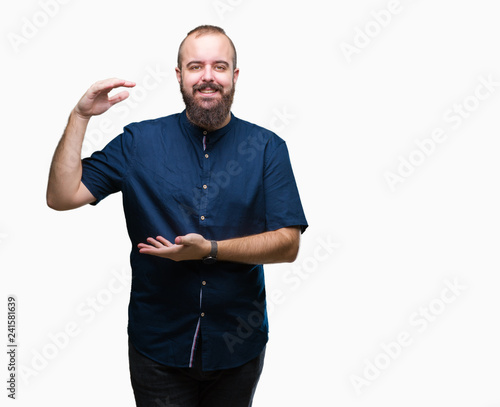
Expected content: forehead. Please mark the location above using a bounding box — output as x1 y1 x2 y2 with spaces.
180 33 234 66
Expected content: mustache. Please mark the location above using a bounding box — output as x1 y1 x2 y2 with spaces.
193 83 224 92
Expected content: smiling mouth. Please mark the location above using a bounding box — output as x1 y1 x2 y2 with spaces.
194 83 223 96
198 89 218 95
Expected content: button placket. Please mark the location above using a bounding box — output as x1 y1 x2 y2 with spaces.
199 139 212 227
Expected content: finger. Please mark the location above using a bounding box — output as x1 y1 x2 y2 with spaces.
109 90 130 105
146 237 164 248
138 247 156 255
97 77 136 89
119 80 136 88
90 78 136 96
137 243 154 249
156 236 173 247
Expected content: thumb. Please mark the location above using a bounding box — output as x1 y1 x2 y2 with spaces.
175 235 189 245
109 90 131 105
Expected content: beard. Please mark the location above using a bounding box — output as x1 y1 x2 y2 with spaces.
180 79 235 131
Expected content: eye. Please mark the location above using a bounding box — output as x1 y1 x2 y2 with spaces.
214 65 227 71
189 65 202 70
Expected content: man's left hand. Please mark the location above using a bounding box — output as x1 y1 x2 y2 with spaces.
138 233 211 261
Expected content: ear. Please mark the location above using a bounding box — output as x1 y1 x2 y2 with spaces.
175 67 182 84
233 68 240 84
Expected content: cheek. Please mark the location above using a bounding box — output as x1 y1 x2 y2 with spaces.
216 75 234 89
182 77 194 88
182 72 201 87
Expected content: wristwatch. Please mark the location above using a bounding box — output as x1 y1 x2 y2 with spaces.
202 240 218 264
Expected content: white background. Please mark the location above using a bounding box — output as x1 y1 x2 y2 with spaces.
2 0 500 406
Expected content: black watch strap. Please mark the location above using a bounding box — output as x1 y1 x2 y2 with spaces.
202 240 218 264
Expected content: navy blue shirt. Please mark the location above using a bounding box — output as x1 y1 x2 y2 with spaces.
81 110 308 371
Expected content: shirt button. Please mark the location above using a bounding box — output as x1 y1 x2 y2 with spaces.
202 281 207 286
203 184 208 190
205 154 209 159
201 312 205 317
200 215 205 221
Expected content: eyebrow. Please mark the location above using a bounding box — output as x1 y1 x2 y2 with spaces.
186 60 230 67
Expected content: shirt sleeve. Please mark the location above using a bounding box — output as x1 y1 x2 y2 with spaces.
263 140 308 233
81 125 136 205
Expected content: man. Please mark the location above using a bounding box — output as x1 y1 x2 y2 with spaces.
47 25 307 406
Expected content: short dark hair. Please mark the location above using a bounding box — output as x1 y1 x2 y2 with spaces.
177 25 237 70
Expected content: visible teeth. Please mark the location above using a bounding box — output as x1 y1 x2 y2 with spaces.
200 89 216 93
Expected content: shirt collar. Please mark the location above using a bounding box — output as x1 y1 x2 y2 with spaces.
180 109 235 147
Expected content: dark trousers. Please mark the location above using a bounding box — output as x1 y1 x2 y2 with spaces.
128 339 265 407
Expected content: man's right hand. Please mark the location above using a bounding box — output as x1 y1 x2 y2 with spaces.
74 78 136 120
47 78 136 211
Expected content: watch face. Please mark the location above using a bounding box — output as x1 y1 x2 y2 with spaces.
203 256 217 265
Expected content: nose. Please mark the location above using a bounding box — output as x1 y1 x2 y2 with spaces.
201 65 215 82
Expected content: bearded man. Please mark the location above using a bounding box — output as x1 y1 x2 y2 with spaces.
47 25 307 407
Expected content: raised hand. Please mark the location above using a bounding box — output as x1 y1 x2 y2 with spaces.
74 78 136 119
